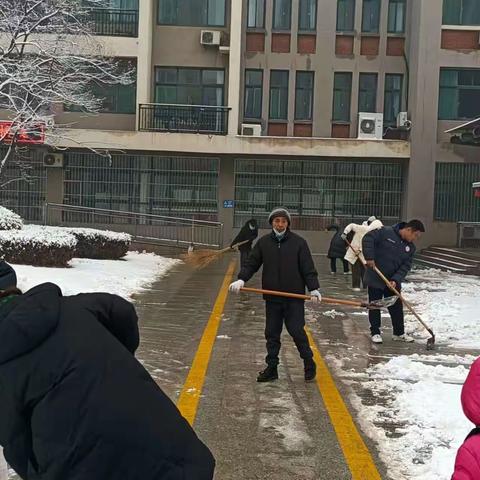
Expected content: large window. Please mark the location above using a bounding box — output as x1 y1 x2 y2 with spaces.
362 0 381 32
337 0 355 31
295 71 314 121
384 74 403 124
154 67 224 106
439 69 480 120
247 0 265 28
273 0 292 30
358 73 377 113
332 72 352 122
244 70 263 119
299 0 317 31
234 159 404 228
269 70 289 120
388 0 406 33
443 0 480 25
158 0 225 27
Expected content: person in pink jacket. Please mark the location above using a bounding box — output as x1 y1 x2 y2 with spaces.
452 358 480 479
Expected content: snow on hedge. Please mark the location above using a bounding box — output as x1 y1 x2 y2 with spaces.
64 227 132 242
0 224 76 248
0 206 23 231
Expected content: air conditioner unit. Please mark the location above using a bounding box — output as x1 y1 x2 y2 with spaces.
43 152 64 168
200 30 221 46
358 113 383 140
396 111 410 128
241 124 262 136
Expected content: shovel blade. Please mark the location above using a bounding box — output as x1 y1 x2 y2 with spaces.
367 296 399 309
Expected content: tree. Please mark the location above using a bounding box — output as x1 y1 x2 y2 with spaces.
0 0 135 179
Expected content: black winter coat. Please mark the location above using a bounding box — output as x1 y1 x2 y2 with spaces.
0 260 16 289
327 226 347 259
0 283 215 480
362 223 416 289
238 230 319 302
230 220 258 252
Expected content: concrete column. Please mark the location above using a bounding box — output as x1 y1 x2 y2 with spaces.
218 156 235 246
227 0 243 136
136 0 154 129
46 167 65 225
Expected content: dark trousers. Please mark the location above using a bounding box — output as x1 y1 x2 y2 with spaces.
239 248 251 268
368 286 405 336
330 258 349 273
352 261 365 289
265 300 313 366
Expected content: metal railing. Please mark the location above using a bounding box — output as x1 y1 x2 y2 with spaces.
89 8 138 37
457 222 480 248
44 203 224 248
139 104 230 135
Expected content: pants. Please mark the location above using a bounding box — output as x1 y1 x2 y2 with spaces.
240 248 251 268
352 261 365 289
330 258 349 273
265 300 313 366
368 286 405 336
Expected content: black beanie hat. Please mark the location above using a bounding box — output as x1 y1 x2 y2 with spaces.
268 208 291 225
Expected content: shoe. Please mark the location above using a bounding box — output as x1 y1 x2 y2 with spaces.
352 287 361 292
344 271 352 275
304 360 316 382
330 271 336 275
257 365 278 382
392 333 414 343
371 334 383 344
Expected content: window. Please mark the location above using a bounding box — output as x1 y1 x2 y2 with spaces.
358 73 377 113
362 0 381 32
158 0 225 27
295 71 314 120
332 72 352 122
244 70 263 119
91 82 137 114
273 0 292 30
269 70 289 120
388 0 406 33
337 0 355 31
439 69 480 120
154 67 225 105
384 74 403 124
443 0 480 25
299 0 317 31
247 0 265 28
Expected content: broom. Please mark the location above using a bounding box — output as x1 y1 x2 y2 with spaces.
181 239 250 269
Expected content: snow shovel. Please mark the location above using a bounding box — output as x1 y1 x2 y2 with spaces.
345 240 436 350
240 287 398 310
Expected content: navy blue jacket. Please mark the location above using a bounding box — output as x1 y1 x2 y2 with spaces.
362 223 416 290
0 260 16 289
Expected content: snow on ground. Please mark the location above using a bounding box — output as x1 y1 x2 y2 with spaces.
13 251 180 299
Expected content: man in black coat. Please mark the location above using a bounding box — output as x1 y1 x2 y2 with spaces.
228 208 321 383
0 260 16 290
326 224 349 274
362 219 425 344
230 218 258 268
0 283 215 480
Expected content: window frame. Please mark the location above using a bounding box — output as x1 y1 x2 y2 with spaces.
358 72 378 113
157 0 226 27
247 0 266 29
298 0 317 32
383 73 404 125
336 0 356 32
269 70 289 120
387 0 406 33
332 72 353 122
295 71 315 121
272 0 292 30
361 0 381 33
442 0 480 26
244 69 264 119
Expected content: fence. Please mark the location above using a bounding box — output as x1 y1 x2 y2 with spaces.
89 8 139 37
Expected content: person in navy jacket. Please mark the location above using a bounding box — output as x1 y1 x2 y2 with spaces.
362 219 425 344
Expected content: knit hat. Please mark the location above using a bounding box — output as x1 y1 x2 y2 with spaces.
368 216 377 223
268 208 291 225
0 261 16 290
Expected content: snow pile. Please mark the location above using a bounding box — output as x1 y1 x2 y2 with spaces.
322 309 345 318
0 206 23 230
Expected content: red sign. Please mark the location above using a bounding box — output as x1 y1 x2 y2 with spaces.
475 189 480 198
0 121 45 145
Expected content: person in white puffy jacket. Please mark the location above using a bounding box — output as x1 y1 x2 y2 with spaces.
342 217 383 291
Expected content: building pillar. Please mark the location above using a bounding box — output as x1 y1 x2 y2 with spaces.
45 166 65 225
217 156 235 247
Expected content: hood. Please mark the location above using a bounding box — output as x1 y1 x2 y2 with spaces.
327 224 340 232
248 218 258 228
0 282 62 364
368 220 383 231
462 358 480 426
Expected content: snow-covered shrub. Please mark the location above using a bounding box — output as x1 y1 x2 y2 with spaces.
0 206 23 231
0 225 76 267
66 228 131 260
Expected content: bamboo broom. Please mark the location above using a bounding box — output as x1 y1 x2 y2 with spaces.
181 239 250 269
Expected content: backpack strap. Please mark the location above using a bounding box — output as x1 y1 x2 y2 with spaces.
466 427 480 441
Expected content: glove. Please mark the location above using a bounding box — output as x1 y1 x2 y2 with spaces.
340 233 347 241
309 289 322 303
229 279 245 293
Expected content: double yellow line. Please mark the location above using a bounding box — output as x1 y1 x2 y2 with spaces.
176 262 381 479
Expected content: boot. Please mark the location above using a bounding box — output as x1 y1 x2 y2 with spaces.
257 365 278 382
304 359 316 382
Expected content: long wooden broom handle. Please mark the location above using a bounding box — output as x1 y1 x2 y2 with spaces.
240 287 366 308
221 239 250 253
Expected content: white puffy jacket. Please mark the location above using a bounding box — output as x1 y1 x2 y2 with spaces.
343 219 383 265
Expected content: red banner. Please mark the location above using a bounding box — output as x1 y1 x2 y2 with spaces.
0 121 45 145
474 189 480 198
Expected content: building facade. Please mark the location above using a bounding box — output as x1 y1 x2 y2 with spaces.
1 0 479 249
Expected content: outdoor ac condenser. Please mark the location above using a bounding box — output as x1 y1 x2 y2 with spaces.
43 152 64 167
241 124 262 136
200 30 221 46
358 113 383 140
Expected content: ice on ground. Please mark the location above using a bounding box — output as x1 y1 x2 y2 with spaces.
322 309 346 318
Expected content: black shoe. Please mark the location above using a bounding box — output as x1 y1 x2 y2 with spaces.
304 360 316 382
257 365 278 382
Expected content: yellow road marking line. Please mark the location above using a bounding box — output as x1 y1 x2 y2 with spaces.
306 328 382 480
177 260 236 426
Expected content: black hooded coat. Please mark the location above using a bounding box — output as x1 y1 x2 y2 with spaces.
0 283 215 480
327 225 347 259
0 260 16 289
230 219 258 252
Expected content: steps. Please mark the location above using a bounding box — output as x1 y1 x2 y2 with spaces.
415 246 480 275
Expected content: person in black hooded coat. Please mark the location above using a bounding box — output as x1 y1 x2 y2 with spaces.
0 283 215 480
0 260 16 290
230 218 258 268
326 225 349 274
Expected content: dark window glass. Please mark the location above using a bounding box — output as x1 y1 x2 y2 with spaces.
299 0 317 31
388 0 406 33
332 72 352 122
336 0 355 31
273 0 292 30
384 74 403 124
362 0 381 32
244 70 263 119
358 73 378 113
295 71 314 120
269 70 289 120
158 0 225 27
247 0 265 28
443 0 480 25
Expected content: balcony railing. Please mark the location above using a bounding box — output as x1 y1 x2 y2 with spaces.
89 8 138 37
139 104 230 135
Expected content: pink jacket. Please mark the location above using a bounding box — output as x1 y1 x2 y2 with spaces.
452 358 480 479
